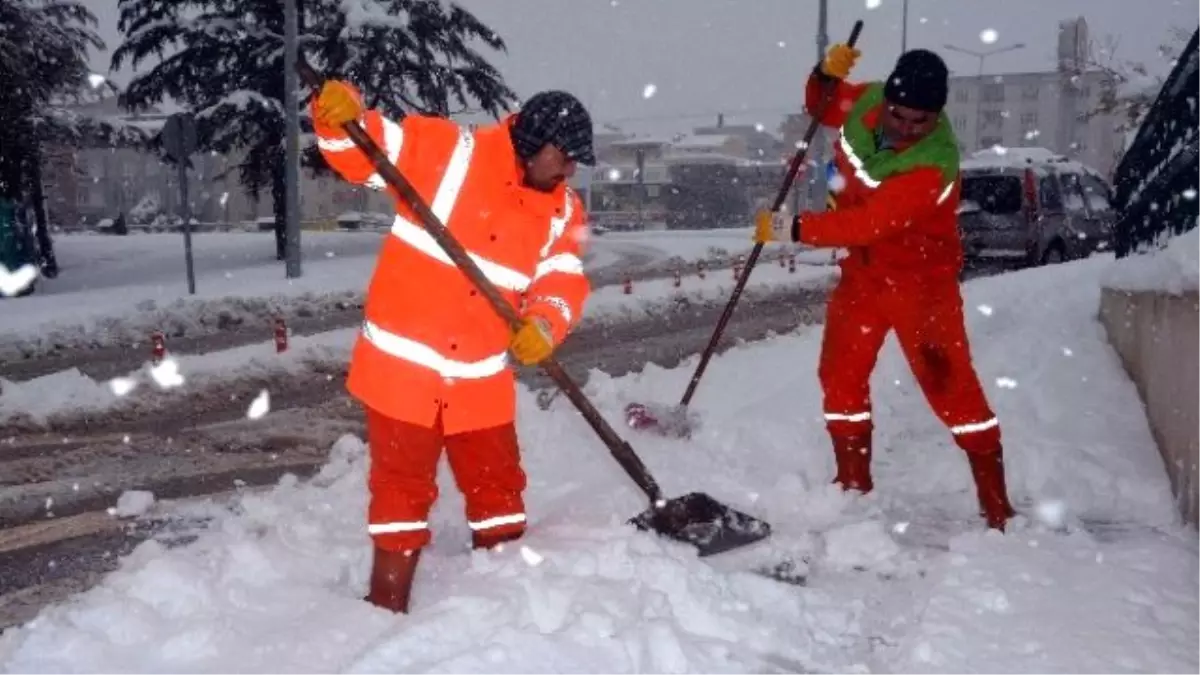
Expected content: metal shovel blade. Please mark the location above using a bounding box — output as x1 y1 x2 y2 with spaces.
629 491 772 557
624 402 699 439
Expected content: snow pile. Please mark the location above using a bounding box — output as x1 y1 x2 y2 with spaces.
0 256 1195 672
1101 225 1200 294
892 529 1199 673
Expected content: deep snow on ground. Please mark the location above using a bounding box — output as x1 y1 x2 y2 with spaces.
1102 224 1199 293
0 228 783 360
0 255 1195 673
0 262 834 424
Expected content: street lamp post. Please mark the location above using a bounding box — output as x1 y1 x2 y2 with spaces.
901 0 909 54
943 42 1025 150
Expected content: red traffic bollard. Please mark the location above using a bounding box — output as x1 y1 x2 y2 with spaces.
150 331 166 364
788 252 796 274
273 317 289 353
623 277 633 295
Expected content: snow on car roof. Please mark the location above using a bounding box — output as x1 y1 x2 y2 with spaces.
961 146 1104 179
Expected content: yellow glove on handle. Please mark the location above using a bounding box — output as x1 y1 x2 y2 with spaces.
753 209 792 244
510 316 555 366
821 43 861 80
312 80 363 129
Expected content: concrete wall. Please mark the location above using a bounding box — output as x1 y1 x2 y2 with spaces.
1099 288 1199 527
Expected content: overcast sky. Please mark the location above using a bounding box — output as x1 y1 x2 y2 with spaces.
81 0 1194 135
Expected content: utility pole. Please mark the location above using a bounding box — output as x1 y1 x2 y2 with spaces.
901 0 909 54
944 42 1026 150
802 0 830 216
283 0 302 278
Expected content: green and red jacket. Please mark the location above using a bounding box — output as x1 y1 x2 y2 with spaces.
796 72 964 280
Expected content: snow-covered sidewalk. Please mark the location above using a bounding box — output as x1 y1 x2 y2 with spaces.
0 228 803 360
0 262 834 425
0 255 1194 672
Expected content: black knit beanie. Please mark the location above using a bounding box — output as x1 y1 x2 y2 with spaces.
883 49 950 112
511 90 596 166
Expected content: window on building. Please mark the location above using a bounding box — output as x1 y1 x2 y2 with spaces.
980 110 1004 128
1020 112 1038 128
955 88 970 103
982 83 1006 102
1021 84 1040 101
954 116 967 131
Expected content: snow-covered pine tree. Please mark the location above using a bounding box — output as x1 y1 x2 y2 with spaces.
112 0 517 260
1085 27 1193 138
0 0 108 274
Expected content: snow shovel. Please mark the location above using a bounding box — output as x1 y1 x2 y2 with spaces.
625 20 864 439
297 62 771 558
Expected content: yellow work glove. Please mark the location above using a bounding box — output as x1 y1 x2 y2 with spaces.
821 43 861 80
311 80 363 129
753 209 792 244
509 316 555 366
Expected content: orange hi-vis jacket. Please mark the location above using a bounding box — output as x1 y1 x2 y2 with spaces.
314 103 591 435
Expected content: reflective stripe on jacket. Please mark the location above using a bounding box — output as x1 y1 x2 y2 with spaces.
315 105 590 433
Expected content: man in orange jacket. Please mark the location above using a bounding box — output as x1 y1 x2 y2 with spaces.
311 83 594 612
754 46 1015 531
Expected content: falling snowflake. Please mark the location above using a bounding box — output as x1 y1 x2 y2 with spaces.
1034 499 1067 528
919 16 928 24
996 377 1018 389
1062 346 1074 356
87 73 106 88
754 122 765 132
606 167 621 180
1183 188 1197 200
150 357 185 389
980 28 999 44
829 172 847 192
990 144 1008 155
892 521 910 534
865 0 882 8
219 191 229 206
109 377 138 397
777 40 786 48
1024 129 1042 140
642 83 657 99
247 389 271 419
976 304 994 316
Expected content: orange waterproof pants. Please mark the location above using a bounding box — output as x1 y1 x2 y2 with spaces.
817 271 1002 455
365 407 527 551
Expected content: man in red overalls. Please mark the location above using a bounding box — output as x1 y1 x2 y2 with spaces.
755 46 1015 531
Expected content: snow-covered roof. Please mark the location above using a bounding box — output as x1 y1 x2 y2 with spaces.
662 152 745 166
609 135 676 148
672 134 732 149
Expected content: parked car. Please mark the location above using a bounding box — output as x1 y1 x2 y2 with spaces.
957 147 1117 268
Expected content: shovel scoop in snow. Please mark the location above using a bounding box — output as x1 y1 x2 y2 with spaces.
630 492 771 557
624 402 699 439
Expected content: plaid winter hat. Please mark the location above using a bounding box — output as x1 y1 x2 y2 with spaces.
884 49 950 112
511 90 596 166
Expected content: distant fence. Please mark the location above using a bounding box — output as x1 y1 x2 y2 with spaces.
1111 29 1199 257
